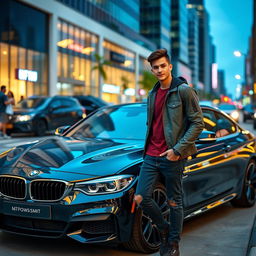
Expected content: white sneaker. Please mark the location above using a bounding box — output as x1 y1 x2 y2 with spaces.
3 134 11 139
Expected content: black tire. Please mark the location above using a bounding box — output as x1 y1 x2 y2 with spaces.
123 182 170 253
231 160 256 207
243 115 247 123
34 119 47 136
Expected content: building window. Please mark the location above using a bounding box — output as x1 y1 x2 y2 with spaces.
57 19 99 96
0 0 48 100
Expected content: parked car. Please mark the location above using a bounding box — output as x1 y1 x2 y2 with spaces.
242 104 256 122
73 95 109 115
9 95 85 136
218 103 240 122
199 100 217 108
0 103 255 253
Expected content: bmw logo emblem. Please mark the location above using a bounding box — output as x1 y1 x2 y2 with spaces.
29 170 40 177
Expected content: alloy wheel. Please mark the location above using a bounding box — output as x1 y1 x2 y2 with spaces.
141 187 170 248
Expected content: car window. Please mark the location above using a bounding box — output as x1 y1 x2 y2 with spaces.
215 112 236 138
49 99 61 109
81 99 93 106
202 109 217 133
16 98 47 109
67 105 147 140
61 99 75 108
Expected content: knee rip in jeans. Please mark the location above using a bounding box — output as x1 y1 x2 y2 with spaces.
134 194 143 205
168 199 178 207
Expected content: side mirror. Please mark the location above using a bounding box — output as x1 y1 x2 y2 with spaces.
55 126 70 136
196 131 217 144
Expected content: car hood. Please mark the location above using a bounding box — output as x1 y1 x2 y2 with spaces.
0 136 144 181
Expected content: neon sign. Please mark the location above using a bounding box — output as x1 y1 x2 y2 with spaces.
16 69 38 82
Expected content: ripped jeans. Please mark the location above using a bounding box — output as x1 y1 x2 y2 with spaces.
135 154 185 243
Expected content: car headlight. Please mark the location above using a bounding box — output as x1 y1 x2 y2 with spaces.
254 113 256 119
74 175 135 195
230 111 239 120
16 115 33 122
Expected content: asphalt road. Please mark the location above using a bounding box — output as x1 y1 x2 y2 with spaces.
0 118 255 256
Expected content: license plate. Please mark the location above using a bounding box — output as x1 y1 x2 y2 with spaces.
3 201 51 219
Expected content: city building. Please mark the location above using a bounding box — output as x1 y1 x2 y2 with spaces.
249 0 256 102
217 69 226 95
140 0 171 50
0 0 154 104
171 0 192 83
209 37 219 96
187 6 199 88
188 0 211 93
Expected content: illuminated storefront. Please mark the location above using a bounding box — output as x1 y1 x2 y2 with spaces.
0 0 48 101
103 41 136 103
57 20 99 97
1 0 152 104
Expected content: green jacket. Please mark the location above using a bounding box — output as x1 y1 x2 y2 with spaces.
144 76 204 159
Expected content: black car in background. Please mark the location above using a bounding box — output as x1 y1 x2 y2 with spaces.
73 95 109 114
242 104 256 123
10 95 85 136
0 103 255 253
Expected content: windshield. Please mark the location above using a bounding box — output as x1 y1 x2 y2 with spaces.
218 104 236 111
15 98 47 109
67 104 147 140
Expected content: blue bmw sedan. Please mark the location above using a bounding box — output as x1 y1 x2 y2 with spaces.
0 103 255 253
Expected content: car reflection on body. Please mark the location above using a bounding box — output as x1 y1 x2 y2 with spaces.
218 103 240 122
0 103 255 253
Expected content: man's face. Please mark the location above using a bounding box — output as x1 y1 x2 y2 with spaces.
151 57 172 81
1 87 6 93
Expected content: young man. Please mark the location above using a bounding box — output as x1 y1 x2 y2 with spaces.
134 49 204 256
0 85 10 138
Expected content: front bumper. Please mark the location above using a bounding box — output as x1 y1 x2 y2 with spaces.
9 121 33 133
0 187 135 243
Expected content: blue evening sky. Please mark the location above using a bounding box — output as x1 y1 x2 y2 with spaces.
205 0 253 99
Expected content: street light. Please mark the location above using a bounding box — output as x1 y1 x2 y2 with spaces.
235 74 241 80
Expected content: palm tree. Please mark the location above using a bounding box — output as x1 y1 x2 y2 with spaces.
91 53 111 81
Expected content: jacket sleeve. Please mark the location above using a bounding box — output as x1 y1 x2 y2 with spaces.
173 85 204 156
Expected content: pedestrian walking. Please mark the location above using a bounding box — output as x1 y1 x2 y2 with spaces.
6 90 15 125
133 49 204 256
0 85 10 139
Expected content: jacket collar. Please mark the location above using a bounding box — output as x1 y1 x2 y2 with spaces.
150 76 188 94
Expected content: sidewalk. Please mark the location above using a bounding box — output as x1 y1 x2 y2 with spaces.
247 215 256 256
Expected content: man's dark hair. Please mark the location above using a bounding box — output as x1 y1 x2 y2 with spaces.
1 85 6 92
147 49 170 65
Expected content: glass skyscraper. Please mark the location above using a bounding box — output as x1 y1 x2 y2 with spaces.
188 0 211 92
140 0 171 50
171 0 192 82
57 0 154 50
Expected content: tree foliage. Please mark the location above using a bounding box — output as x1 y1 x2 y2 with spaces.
91 53 111 81
139 71 157 92
121 75 130 92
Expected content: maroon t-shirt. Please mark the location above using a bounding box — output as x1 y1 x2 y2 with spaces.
146 87 169 156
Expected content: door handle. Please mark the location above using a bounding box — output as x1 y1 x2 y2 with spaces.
223 145 231 152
